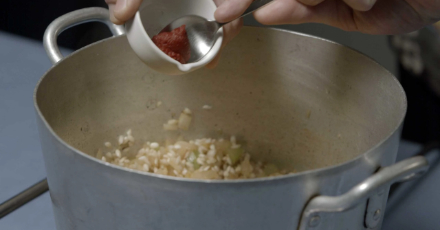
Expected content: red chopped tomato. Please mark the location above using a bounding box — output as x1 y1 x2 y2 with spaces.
152 25 191 64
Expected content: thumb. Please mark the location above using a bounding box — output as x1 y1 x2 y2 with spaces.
113 0 143 23
214 0 254 23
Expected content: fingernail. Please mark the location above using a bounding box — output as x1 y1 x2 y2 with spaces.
367 0 377 8
114 0 128 14
358 0 376 11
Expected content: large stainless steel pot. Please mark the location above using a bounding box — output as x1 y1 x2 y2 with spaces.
36 8 428 230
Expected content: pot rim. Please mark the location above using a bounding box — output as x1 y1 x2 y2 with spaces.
34 26 407 184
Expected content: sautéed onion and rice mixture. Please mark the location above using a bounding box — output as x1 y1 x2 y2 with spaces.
95 107 290 179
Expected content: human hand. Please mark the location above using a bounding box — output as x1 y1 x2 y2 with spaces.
105 0 242 68
106 0 143 25
214 0 440 35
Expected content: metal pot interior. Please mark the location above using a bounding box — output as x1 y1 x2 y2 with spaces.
35 27 406 173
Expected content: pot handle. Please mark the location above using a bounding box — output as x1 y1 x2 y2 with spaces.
298 156 429 230
43 7 125 64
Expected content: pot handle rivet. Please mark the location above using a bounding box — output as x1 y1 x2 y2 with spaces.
308 215 321 227
373 209 381 221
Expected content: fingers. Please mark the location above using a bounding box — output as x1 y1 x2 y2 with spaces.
298 0 375 10
221 18 244 46
253 0 314 25
341 0 376 11
344 0 376 11
108 0 143 25
207 18 243 69
208 0 245 69
297 0 325 7
108 4 124 25
214 0 254 23
253 0 363 32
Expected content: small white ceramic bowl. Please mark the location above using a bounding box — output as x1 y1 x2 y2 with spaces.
125 0 223 75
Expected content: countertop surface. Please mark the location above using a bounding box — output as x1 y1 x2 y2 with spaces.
0 31 438 230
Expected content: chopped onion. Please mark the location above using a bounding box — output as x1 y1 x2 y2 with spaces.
227 147 243 166
163 123 178 130
178 112 192 130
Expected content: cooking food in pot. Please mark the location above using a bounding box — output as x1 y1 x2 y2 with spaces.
37 2 435 227
95 108 290 179
96 131 288 179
